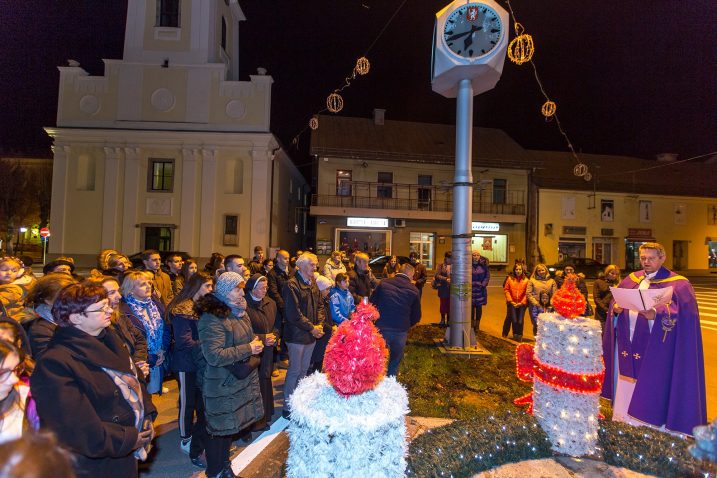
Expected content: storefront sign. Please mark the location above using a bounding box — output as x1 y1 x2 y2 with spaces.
562 226 586 235
471 222 500 232
347 217 388 228
627 228 653 239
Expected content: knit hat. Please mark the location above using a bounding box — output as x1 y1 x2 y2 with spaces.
314 273 333 292
214 271 245 302
43 259 75 275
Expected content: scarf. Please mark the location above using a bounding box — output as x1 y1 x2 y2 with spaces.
124 295 164 356
102 359 148 460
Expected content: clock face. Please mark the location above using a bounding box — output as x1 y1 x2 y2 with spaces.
443 3 503 59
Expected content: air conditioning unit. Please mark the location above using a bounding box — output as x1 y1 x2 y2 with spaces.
394 219 406 228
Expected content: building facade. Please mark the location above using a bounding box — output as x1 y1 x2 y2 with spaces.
45 0 307 264
310 113 539 270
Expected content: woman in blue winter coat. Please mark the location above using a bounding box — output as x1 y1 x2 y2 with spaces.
470 251 490 334
328 273 355 326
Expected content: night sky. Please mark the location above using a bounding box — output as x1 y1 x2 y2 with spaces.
1 1 715 163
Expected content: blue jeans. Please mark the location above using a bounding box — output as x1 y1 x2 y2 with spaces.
379 329 408 377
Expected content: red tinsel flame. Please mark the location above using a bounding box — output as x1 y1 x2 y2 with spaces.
324 302 388 397
551 274 586 319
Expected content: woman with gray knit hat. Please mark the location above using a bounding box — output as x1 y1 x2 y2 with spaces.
195 272 264 478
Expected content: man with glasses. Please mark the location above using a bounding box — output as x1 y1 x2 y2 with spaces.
601 242 706 435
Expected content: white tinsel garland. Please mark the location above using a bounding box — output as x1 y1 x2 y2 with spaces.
287 373 409 478
533 312 603 457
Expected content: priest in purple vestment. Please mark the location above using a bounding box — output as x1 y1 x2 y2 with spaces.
602 242 706 436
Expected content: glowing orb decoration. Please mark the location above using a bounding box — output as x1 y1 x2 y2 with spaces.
326 92 344 113
309 116 319 130
541 100 557 119
573 163 588 177
355 56 370 76
507 24 534 65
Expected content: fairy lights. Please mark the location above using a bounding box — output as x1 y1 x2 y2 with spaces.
541 100 556 119
355 56 370 75
326 92 344 114
507 23 534 65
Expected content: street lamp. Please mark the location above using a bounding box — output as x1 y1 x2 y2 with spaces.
18 227 27 254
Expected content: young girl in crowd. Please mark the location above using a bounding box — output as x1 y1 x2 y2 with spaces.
0 257 36 323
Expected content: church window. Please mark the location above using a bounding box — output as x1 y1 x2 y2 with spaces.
157 0 180 28
148 159 174 192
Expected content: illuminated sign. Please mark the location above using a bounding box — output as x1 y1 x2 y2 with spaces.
471 222 500 232
347 217 389 228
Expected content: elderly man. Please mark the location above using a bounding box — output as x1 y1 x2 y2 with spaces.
602 242 706 435
348 252 378 304
371 263 421 377
282 252 325 417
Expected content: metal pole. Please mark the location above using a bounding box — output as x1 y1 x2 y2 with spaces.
449 78 474 348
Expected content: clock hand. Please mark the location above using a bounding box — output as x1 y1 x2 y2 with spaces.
446 30 471 42
463 24 482 49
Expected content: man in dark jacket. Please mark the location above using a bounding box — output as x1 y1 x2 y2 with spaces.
409 252 428 297
267 250 294 364
348 252 378 304
371 263 421 376
281 253 325 417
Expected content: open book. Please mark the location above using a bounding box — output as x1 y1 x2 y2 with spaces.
610 286 673 311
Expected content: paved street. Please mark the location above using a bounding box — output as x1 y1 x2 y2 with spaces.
144 272 717 477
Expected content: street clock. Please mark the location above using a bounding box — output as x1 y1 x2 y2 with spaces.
431 0 510 98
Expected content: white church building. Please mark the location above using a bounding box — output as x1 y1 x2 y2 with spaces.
45 0 307 265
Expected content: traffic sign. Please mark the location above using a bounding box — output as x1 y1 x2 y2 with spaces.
40 227 50 238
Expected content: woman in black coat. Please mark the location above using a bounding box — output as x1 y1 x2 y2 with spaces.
244 274 278 431
30 284 156 478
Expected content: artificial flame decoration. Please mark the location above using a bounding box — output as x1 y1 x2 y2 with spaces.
541 100 556 119
507 23 534 65
323 301 388 397
326 92 344 113
551 273 587 318
309 116 319 130
355 56 370 75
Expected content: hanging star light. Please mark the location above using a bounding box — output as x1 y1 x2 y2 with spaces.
326 92 344 113
355 56 370 75
573 163 588 177
507 23 534 65
309 116 319 130
541 100 556 119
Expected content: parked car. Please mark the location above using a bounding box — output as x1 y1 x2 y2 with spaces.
368 255 411 278
547 258 606 279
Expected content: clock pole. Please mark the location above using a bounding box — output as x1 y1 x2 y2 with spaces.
450 78 474 348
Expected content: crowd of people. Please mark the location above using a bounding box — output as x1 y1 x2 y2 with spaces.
0 241 706 475
0 246 425 478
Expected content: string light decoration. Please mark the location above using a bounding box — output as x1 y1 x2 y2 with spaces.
326 92 344 113
355 56 370 75
541 100 556 119
573 163 588 178
309 116 319 130
507 23 534 65
584 172 592 181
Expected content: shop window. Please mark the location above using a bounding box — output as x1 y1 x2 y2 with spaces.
471 234 508 264
410 232 435 269
377 172 393 198
336 228 391 259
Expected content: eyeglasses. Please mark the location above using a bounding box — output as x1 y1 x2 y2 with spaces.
0 362 25 381
84 304 113 314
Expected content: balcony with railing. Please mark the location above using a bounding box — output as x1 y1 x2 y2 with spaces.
310 180 526 221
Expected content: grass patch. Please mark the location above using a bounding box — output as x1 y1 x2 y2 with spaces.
397 325 531 419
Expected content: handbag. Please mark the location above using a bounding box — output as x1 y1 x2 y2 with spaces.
431 278 440 290
226 355 261 380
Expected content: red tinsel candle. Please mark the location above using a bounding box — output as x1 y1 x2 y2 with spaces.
551 274 587 319
324 302 389 397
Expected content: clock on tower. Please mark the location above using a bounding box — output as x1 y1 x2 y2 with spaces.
431 0 509 98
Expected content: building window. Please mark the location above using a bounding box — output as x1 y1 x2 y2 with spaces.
221 17 227 51
223 214 238 246
148 159 174 192
336 170 352 196
493 178 507 204
76 155 96 191
157 0 180 28
410 232 435 269
377 172 393 198
417 175 432 210
143 225 173 252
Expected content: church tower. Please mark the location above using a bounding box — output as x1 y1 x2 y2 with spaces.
46 1 306 263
